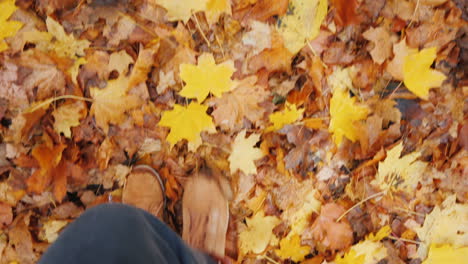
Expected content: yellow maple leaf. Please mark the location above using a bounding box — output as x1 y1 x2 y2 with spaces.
329 88 369 146
0 0 23 52
23 17 90 59
278 0 328 54
415 195 468 259
289 190 321 234
422 244 468 264
180 53 235 102
368 225 392 242
275 234 311 262
403 47 446 100
335 249 365 264
205 0 232 25
371 142 427 193
155 0 207 23
52 101 87 138
239 210 281 256
45 17 90 58
335 227 390 264
266 102 304 132
90 75 141 133
229 130 263 175
159 102 215 151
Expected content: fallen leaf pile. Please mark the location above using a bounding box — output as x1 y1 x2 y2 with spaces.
0 0 467 263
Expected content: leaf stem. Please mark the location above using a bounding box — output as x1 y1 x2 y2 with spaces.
192 13 211 48
336 191 385 222
25 95 93 113
388 235 422 244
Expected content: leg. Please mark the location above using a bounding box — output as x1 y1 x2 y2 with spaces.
39 203 215 264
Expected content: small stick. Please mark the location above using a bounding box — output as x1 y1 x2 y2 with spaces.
336 191 385 222
192 13 211 47
388 235 422 245
25 95 93 113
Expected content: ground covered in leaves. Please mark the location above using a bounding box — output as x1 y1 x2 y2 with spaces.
0 0 467 263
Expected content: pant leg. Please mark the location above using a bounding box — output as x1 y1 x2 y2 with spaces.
39 203 216 264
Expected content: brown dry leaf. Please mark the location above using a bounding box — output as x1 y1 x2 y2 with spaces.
310 203 353 252
210 76 270 131
84 50 110 80
97 137 115 170
52 159 69 202
234 0 288 25
386 38 416 81
242 21 272 56
406 8 463 50
18 51 66 102
362 26 393 65
0 202 13 227
248 31 293 73
107 16 137 47
3 214 37 264
323 41 357 65
332 0 361 27
0 62 28 108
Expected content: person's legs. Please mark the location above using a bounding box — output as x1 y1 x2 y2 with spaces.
39 203 215 264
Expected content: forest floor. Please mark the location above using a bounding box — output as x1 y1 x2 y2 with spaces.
0 0 467 263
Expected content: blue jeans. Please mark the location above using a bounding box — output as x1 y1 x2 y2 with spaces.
39 203 215 264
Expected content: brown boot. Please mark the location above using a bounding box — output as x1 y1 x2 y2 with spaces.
122 165 165 219
182 172 229 257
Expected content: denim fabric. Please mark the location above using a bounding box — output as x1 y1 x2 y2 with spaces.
39 203 215 264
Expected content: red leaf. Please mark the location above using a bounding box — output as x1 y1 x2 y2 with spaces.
331 0 361 27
